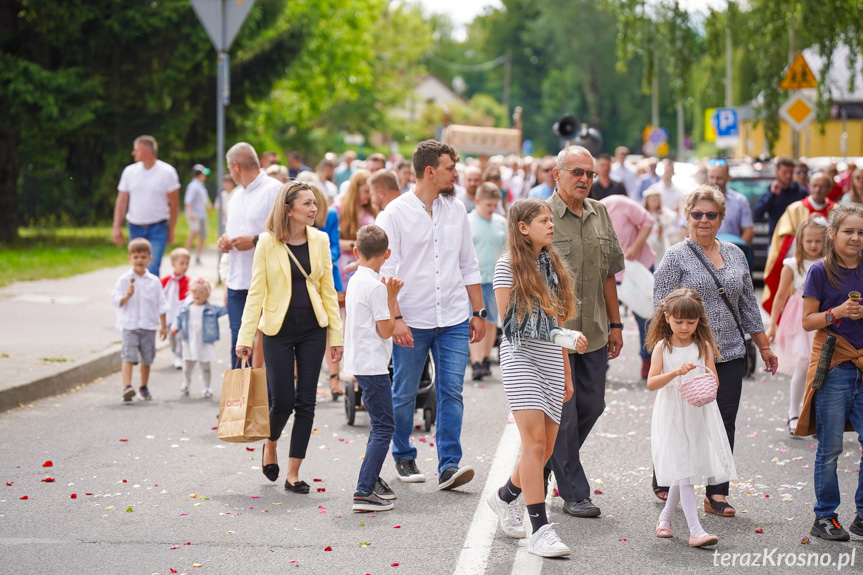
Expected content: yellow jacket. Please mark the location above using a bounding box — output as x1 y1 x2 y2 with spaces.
237 229 343 348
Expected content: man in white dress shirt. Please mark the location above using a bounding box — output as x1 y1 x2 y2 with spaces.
610 145 638 200
378 140 486 490
112 135 180 276
217 142 283 367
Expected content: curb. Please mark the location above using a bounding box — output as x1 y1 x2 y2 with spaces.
0 346 122 413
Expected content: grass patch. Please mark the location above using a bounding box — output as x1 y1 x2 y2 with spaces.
0 212 218 287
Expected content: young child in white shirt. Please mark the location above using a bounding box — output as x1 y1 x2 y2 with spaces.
344 225 403 512
111 238 169 402
171 278 227 398
161 247 191 369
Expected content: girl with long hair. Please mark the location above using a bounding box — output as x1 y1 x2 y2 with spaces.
336 169 378 289
488 198 583 558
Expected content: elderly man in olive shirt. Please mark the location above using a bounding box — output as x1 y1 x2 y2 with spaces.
545 145 625 518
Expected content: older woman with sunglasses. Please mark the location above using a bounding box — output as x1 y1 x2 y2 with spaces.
653 185 778 517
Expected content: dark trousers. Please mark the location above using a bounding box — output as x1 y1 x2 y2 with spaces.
355 374 395 494
261 308 326 459
706 357 745 498
547 345 608 502
227 288 248 368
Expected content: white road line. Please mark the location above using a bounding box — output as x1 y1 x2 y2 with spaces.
452 420 521 575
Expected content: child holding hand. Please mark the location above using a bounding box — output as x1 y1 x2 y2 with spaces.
646 288 736 548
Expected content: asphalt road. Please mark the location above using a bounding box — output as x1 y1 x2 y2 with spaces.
2 312 862 575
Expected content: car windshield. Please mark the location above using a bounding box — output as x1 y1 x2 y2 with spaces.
727 178 771 210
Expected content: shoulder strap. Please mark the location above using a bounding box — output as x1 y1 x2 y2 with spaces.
684 241 746 341
284 244 312 282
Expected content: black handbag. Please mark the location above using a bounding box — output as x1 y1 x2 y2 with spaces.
685 242 757 378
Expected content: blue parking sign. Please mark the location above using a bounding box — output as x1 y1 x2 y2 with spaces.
714 108 738 137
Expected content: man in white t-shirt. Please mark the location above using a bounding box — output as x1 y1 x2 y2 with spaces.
112 135 180 275
644 159 683 213
217 142 283 367
610 146 638 199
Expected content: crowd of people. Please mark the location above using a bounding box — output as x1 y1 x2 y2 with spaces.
109 134 862 557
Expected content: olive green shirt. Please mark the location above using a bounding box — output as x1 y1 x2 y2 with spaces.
548 192 625 354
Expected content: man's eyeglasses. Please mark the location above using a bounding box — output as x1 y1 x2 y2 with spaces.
708 159 726 166
690 211 720 221
558 167 597 180
541 168 553 172
795 170 807 175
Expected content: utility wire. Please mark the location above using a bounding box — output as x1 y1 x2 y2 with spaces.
426 52 507 72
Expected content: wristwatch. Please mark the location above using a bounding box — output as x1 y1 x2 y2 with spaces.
473 309 488 319
609 322 624 330
253 234 259 246
825 308 835 325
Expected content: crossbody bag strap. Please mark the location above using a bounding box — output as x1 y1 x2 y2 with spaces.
684 241 746 341
284 244 312 283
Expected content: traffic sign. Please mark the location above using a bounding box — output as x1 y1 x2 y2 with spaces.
714 107 739 149
191 0 255 52
779 93 815 132
642 125 668 157
780 52 817 90
704 108 716 142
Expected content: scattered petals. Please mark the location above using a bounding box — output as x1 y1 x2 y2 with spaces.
184 542 191 546
119 439 128 442
85 492 93 496
122 479 127 483
42 461 53 467
170 570 178 574
394 525 401 528
250 495 260 499
317 488 326 492
391 563 400 567
245 447 255 452
41 477 55 483
211 426 218 430
754 527 763 533
313 478 323 482
189 494 197 498
594 489 603 495
19 495 28 500
126 506 133 512
324 546 333 552
170 546 180 550
619 538 627 542
801 537 810 544
5 482 12 486
193 563 202 568
552 488 559 497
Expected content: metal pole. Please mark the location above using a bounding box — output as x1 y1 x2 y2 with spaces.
503 51 511 118
217 51 225 236
725 2 733 108
651 64 660 129
677 100 685 160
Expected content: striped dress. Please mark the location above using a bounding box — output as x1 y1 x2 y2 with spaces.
493 254 566 424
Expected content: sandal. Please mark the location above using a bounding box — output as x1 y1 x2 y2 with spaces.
788 417 800 437
652 471 668 501
329 374 344 401
704 496 736 517
284 479 310 494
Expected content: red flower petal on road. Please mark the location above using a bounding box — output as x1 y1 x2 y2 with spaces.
755 528 764 533
313 478 323 482
41 477 55 483
70 494 77 499
391 563 400 567
245 447 255 452
394 525 401 528
193 564 202 568
19 495 29 500
170 546 179 550
184 542 191 545
619 538 627 542
6 482 12 486
317 488 326 492
119 439 128 442
324 546 332 551
170 569 178 574
122 479 127 483
211 426 218 430
42 461 53 467
594 489 603 495
85 492 93 496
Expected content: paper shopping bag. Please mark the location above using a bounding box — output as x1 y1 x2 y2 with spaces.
217 361 270 443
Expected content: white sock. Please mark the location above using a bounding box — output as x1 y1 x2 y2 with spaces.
788 365 807 420
659 482 679 525
678 481 706 536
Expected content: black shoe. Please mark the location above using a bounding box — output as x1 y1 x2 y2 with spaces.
849 515 863 537
471 362 485 381
284 479 310 494
543 467 552 497
810 517 850 541
562 498 601 518
481 357 492 377
438 466 474 490
139 386 152 401
395 459 425 483
374 477 397 500
261 441 279 482
352 490 394 512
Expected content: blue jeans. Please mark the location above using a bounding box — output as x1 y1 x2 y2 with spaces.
355 374 395 494
633 313 651 361
391 320 469 472
813 366 863 519
128 220 168 276
227 288 248 368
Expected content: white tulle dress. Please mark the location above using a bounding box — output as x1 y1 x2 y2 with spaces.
774 257 815 374
651 341 737 487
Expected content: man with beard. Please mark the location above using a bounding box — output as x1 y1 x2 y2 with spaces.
378 140 485 491
546 145 625 518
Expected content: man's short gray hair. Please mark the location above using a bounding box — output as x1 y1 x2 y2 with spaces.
134 135 158 157
556 145 593 169
226 142 260 170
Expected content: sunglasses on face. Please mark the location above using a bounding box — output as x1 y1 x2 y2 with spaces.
558 167 598 180
708 159 726 166
795 170 807 175
690 211 720 221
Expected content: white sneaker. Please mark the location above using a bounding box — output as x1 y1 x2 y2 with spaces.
202 388 213 399
179 384 190 396
173 357 184 370
528 523 571 558
487 491 526 538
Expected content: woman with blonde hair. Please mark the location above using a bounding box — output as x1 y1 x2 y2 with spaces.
236 181 343 493
336 169 378 288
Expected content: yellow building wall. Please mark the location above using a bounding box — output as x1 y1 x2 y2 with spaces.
735 119 863 158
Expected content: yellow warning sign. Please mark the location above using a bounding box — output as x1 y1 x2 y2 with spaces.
780 52 817 90
786 98 813 125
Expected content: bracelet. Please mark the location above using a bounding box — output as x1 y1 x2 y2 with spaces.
760 347 770 351
608 322 624 330
395 315 403 320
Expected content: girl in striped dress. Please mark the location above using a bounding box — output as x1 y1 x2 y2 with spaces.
487 199 586 558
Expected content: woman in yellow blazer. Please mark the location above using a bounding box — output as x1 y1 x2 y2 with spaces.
236 181 343 494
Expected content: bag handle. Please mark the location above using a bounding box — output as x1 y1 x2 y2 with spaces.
284 244 312 283
234 357 250 369
684 241 747 342
677 363 716 383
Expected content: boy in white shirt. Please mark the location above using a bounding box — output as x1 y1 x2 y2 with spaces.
111 238 169 402
344 225 404 512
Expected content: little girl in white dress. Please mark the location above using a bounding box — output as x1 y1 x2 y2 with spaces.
646 288 737 548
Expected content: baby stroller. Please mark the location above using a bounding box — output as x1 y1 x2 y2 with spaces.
344 352 437 431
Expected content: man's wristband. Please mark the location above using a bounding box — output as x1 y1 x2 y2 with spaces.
253 235 259 246
760 347 771 352
395 316 403 320
609 322 624 330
